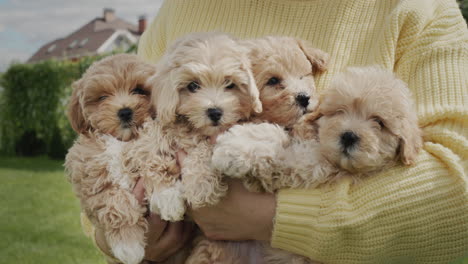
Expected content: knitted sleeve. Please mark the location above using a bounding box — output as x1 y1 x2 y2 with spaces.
137 0 171 63
271 1 468 263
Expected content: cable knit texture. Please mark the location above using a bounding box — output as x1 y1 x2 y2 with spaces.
136 0 468 263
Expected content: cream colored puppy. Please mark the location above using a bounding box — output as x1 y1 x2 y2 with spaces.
211 67 423 263
247 36 328 127
64 54 156 264
242 36 328 192
122 32 261 222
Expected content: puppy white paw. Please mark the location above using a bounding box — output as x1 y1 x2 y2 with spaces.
150 184 186 222
212 146 253 177
213 123 289 177
110 239 145 264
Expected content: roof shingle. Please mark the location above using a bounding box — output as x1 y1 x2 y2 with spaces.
28 16 139 62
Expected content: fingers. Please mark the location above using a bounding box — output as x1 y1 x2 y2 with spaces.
176 150 187 167
157 222 185 257
94 226 114 257
132 178 146 205
209 130 224 144
161 221 195 257
146 213 168 242
180 221 195 245
209 134 217 144
145 221 194 262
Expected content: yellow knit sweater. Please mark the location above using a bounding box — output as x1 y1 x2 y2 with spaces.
136 0 468 263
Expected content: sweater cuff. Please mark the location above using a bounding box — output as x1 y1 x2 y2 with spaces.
271 177 355 259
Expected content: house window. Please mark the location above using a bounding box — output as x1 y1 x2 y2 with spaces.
69 40 78 49
47 44 56 53
79 38 88 47
115 36 130 50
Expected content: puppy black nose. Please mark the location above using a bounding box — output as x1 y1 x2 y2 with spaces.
207 108 223 123
118 107 133 122
340 131 359 149
296 93 310 108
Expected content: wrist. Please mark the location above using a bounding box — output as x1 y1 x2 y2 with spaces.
254 192 277 241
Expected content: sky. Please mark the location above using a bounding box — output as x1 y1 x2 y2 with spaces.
0 0 164 72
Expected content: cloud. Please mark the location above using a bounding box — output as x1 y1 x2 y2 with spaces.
0 0 163 71
0 29 35 71
0 48 30 72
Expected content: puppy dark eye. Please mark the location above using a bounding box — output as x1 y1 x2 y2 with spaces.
98 96 108 101
187 82 200 93
373 117 385 128
132 85 148 95
334 109 345 115
226 83 236 90
266 77 280 86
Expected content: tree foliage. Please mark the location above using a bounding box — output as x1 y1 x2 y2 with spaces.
458 0 468 23
0 56 105 159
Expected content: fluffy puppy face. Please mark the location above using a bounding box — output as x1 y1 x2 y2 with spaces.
315 67 422 173
153 33 262 136
68 54 156 141
244 36 328 127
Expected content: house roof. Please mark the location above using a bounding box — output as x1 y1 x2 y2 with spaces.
28 16 140 62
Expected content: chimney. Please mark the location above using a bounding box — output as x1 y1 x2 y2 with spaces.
138 15 147 34
103 8 115 22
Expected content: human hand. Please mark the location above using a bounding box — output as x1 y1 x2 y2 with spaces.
189 179 276 242
95 178 194 262
176 134 276 242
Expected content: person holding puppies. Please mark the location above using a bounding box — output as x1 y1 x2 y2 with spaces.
91 0 468 263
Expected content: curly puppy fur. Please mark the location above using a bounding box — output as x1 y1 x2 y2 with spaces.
188 37 328 264
67 54 155 141
212 67 422 264
64 54 157 264
121 33 261 224
245 36 328 127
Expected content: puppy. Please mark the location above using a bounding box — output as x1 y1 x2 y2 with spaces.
186 36 328 264
64 54 157 264
211 66 423 263
241 35 328 193
246 36 328 127
122 32 261 223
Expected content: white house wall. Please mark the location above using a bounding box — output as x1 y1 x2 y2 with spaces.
96 30 138 54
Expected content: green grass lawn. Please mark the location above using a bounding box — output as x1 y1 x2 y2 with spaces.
0 156 105 264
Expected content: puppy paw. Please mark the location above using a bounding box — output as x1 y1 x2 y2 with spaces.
212 146 253 178
242 177 265 193
185 180 228 209
213 123 289 177
150 184 186 222
111 242 144 264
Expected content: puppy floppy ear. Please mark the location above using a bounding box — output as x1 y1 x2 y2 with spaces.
151 72 179 125
140 64 158 120
68 80 90 134
292 110 323 140
296 39 329 75
397 116 423 166
241 61 262 114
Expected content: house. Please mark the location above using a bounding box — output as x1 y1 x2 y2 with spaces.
28 8 146 62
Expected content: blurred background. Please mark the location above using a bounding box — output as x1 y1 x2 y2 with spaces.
0 1 467 263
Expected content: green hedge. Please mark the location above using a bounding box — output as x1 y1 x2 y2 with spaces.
460 0 468 23
0 56 105 159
